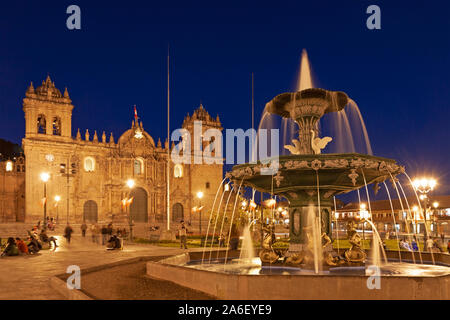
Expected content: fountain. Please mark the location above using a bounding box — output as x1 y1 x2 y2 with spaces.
146 51 450 299
228 85 405 269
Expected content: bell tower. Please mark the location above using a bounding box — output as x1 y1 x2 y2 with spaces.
23 75 74 140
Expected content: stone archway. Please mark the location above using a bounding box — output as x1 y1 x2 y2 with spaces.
172 203 184 222
83 200 98 222
130 187 148 222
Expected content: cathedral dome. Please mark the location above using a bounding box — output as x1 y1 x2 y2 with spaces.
118 121 156 153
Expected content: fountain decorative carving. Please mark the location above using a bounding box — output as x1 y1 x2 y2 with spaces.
259 223 284 264
343 220 367 264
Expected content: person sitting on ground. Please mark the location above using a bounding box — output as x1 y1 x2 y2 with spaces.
27 235 41 254
16 237 29 255
1 237 19 257
106 234 121 250
40 229 58 248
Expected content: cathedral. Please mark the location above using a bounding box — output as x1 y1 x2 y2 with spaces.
3 76 224 235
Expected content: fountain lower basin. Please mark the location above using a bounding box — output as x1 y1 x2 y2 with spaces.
184 258 450 277
146 251 450 300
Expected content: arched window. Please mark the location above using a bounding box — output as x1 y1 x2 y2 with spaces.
52 117 61 135
174 164 183 178
84 157 95 172
134 158 144 175
37 115 46 134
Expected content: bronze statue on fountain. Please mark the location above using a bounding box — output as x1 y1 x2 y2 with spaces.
228 87 404 269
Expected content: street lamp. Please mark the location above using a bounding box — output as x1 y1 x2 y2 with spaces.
126 179 135 240
412 177 437 238
197 191 204 236
40 172 50 231
54 195 61 224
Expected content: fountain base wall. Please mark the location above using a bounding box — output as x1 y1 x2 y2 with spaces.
146 251 450 300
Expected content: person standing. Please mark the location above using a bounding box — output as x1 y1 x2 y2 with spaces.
447 240 450 254
426 237 434 252
179 221 188 249
90 224 97 243
81 222 87 238
64 223 74 244
107 223 113 237
101 225 108 245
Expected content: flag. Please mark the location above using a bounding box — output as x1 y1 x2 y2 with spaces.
134 105 138 123
127 197 134 205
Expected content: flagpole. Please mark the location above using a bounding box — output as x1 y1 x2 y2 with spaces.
167 45 171 231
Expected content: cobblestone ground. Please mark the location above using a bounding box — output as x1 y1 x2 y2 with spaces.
0 234 193 300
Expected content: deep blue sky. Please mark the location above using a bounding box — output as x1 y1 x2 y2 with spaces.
1 0 449 195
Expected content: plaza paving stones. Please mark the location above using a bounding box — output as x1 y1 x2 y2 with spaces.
0 234 195 300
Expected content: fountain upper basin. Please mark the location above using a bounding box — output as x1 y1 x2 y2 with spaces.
229 153 404 202
266 88 349 119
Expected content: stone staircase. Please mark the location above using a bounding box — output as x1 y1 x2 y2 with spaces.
0 223 36 239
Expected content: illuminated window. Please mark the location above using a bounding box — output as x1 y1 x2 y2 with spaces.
174 164 183 178
5 161 13 172
134 158 144 175
84 157 95 172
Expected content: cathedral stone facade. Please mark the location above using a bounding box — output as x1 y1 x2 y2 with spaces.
19 76 223 234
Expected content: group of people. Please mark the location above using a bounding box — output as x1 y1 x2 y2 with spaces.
0 228 54 257
36 217 57 232
80 222 127 247
399 237 450 253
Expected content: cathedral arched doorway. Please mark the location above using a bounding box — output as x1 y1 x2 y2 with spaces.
172 203 184 222
130 187 148 222
83 200 98 222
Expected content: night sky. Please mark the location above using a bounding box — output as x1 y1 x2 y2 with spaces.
0 0 449 195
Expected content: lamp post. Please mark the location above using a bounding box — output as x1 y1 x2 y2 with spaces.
412 177 437 240
126 179 135 241
432 201 439 237
197 191 204 236
40 172 50 231
54 195 61 224
359 203 369 241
